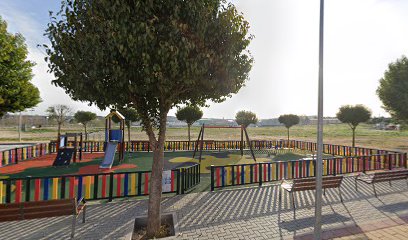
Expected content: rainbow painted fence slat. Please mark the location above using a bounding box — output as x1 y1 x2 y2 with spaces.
0 164 199 204
47 139 407 160
211 152 408 190
0 143 49 167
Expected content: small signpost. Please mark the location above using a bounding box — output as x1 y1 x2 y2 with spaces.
162 170 172 193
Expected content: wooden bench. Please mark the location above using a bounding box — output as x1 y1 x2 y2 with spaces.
280 176 343 214
0 198 86 239
355 169 408 197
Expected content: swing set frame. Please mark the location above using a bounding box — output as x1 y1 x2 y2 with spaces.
192 124 257 163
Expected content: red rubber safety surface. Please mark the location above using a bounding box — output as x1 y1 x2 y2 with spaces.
0 153 137 177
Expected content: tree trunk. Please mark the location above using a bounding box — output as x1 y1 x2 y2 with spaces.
127 122 131 152
57 123 61 137
84 124 87 141
188 124 191 142
146 113 168 238
287 127 290 143
352 127 356 147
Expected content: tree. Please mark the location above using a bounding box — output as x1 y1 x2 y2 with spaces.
176 106 203 142
278 114 300 142
235 110 258 128
112 107 140 148
45 0 253 236
377 56 408 124
47 105 72 137
0 16 41 117
336 105 371 147
74 111 96 139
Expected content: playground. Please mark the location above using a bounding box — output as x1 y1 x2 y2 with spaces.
0 149 315 179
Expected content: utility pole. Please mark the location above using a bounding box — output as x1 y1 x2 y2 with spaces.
314 0 325 239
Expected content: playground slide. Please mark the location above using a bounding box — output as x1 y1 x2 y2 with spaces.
53 148 75 166
99 141 118 169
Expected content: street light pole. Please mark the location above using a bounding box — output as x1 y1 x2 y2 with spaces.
314 0 325 239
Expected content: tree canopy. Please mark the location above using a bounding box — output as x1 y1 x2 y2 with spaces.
377 56 408 123
74 110 96 136
0 16 41 117
45 0 253 128
112 107 140 146
176 105 203 126
45 0 253 236
336 104 371 147
235 110 258 128
278 114 300 141
112 107 139 127
278 114 300 129
47 105 72 136
176 105 203 141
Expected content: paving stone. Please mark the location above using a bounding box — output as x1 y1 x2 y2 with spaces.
1 177 408 239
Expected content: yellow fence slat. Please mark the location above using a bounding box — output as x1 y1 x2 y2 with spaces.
52 178 59 199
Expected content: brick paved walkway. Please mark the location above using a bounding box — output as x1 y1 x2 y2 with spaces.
0 176 407 239
334 223 408 240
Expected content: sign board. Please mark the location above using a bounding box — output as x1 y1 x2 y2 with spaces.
162 170 172 192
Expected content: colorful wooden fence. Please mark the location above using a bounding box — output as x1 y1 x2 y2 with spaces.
47 139 405 158
0 164 200 204
210 152 407 190
0 143 49 167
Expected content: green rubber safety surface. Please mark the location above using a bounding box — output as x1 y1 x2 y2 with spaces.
1 149 321 178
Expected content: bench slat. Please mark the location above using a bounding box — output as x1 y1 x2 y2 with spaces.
21 199 73 207
0 215 22 222
23 209 74 220
282 176 343 192
23 204 75 214
0 203 22 209
357 170 408 184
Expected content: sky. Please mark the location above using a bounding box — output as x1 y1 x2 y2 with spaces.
1 0 408 119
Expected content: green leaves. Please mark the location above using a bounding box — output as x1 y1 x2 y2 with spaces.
176 105 203 126
377 56 408 123
336 105 371 128
235 110 258 128
336 105 371 147
278 114 300 129
112 107 139 128
74 111 97 125
45 0 253 128
0 16 41 117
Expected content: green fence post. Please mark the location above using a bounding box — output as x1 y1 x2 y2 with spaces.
333 158 337 176
259 163 263 187
6 180 11 203
15 148 18 164
389 154 392 170
93 175 99 200
60 177 66 199
210 165 215 191
25 178 31 202
176 169 181 195
181 168 185 194
109 173 114 202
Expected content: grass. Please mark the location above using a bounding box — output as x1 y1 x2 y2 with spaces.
0 123 407 152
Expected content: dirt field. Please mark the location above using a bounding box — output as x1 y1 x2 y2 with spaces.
0 123 406 152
